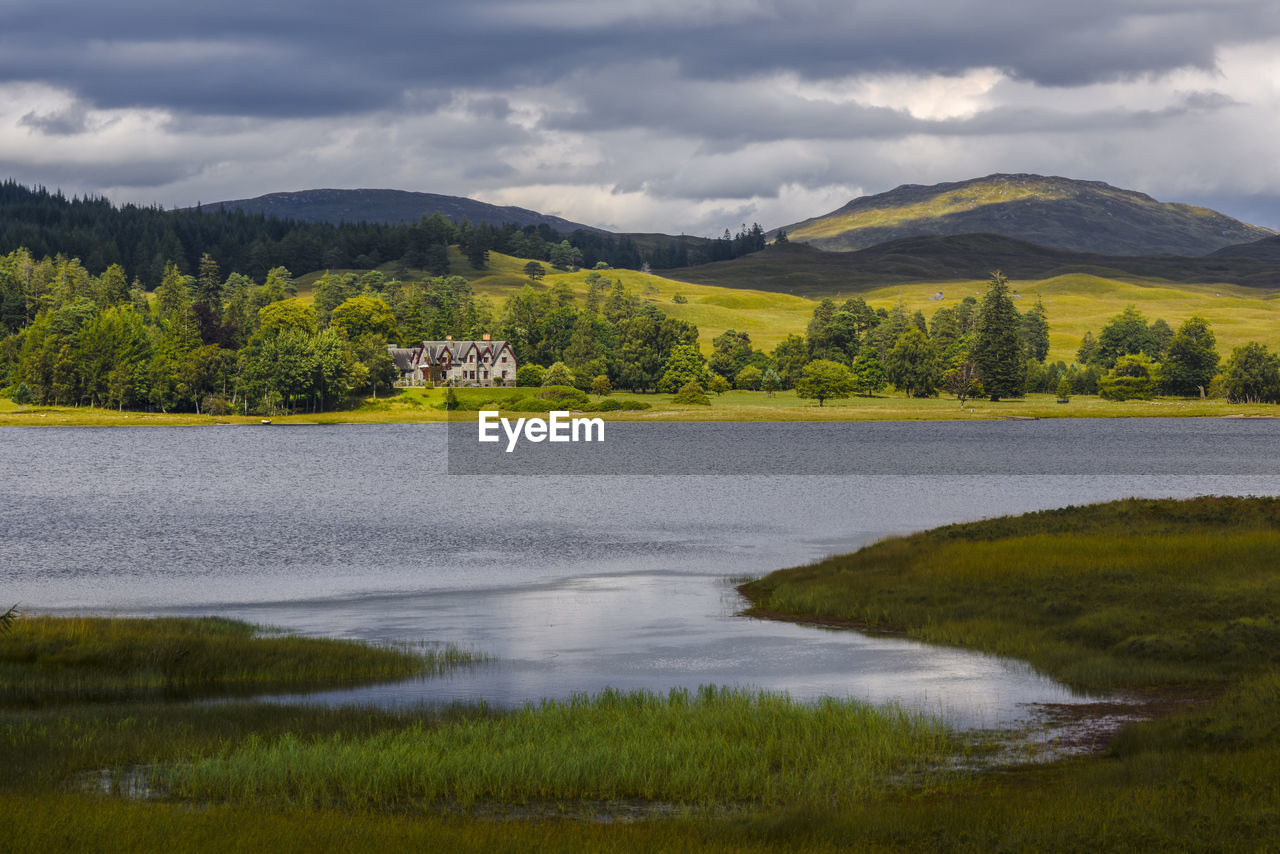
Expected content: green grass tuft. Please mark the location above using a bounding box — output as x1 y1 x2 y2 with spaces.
0 615 472 705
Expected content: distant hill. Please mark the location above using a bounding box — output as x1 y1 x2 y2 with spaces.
669 234 1280 297
200 188 607 233
777 174 1273 256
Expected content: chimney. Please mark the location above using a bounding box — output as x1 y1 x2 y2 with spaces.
482 333 491 341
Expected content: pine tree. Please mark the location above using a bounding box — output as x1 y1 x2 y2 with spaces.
970 271 1027 400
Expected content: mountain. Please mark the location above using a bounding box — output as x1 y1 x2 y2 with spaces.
199 188 607 233
668 233 1280 297
776 174 1273 256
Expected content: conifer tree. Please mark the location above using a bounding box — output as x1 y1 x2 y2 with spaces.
970 271 1027 400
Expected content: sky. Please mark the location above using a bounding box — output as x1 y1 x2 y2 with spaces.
3 0 1280 235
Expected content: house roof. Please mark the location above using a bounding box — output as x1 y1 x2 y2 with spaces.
386 340 513 370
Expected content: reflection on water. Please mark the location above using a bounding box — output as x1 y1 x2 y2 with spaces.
4 423 1280 728
220 572 1090 729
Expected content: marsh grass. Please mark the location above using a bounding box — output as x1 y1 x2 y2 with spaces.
0 615 470 705
742 497 1280 691
153 687 957 812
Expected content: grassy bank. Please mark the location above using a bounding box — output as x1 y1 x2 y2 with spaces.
740 496 1280 690
6 387 1280 426
0 615 468 704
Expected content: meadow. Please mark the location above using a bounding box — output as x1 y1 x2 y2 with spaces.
298 247 1280 362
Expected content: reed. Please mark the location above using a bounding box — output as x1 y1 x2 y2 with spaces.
152 687 957 811
0 615 473 704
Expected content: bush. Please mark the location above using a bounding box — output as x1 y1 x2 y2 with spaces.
593 398 622 411
707 373 731 394
1098 354 1158 401
617 399 649 410
1056 377 1071 403
9 382 32 405
516 364 546 387
535 385 589 406
203 395 233 416
672 381 711 405
542 362 576 387
735 365 763 390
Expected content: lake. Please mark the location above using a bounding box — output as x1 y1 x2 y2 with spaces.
4 419 1279 728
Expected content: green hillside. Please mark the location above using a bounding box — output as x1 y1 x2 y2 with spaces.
778 174 1273 255
328 248 1280 364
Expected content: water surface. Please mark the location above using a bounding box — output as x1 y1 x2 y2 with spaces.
4 420 1278 728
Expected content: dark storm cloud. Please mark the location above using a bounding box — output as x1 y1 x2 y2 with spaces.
2 0 1276 118
542 68 1240 147
19 102 93 135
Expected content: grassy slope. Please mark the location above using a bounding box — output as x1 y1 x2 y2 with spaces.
297 248 1280 363
781 175 1271 254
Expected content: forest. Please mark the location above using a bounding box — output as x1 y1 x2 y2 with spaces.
0 181 766 288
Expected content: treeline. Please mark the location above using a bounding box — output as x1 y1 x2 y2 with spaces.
498 272 699 392
509 271 1045 403
1074 306 1280 403
0 248 501 414
0 182 767 287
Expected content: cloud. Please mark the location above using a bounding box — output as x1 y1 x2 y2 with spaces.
3 2 1280 233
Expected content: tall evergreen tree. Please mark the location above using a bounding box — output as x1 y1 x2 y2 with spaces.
970 271 1026 400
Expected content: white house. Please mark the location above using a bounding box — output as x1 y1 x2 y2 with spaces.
388 334 517 387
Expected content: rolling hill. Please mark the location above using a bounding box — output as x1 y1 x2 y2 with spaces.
199 188 606 232
669 234 1280 297
776 174 1273 256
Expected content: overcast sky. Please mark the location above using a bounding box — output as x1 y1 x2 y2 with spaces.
3 0 1280 234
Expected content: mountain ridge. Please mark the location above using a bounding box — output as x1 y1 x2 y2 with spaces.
197 188 608 233
776 174 1274 256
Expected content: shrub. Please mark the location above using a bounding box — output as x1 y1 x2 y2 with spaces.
542 362 576 387
535 385 589 406
1056 377 1071 403
516 364 546 387
9 382 32 405
735 365 763 390
672 381 711 405
1098 354 1158 401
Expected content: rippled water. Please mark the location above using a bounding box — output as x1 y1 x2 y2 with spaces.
4 421 1279 727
